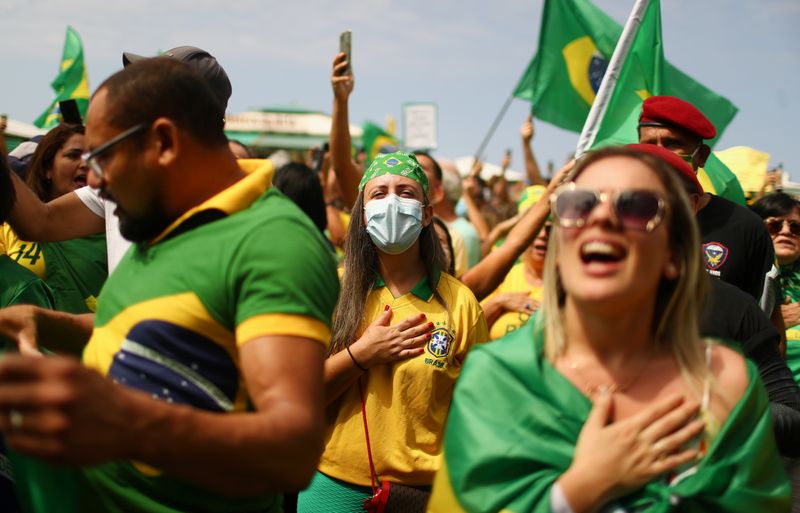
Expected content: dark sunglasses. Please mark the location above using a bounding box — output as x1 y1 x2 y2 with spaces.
765 218 800 237
550 184 667 232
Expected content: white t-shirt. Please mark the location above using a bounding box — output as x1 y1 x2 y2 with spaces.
74 186 131 273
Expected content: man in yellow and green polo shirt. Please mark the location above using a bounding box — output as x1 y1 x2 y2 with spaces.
0 57 339 513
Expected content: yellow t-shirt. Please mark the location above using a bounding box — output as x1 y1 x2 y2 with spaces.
0 224 46 278
481 262 543 340
319 272 488 486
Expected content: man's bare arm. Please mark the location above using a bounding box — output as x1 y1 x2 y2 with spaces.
0 335 326 496
0 305 94 356
521 115 546 186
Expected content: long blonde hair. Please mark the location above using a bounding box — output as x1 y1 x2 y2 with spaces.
538 147 709 393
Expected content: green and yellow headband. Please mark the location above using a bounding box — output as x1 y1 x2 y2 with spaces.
358 151 429 197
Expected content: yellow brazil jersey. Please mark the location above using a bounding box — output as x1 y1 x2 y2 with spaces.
481 262 543 340
318 272 488 486
0 224 46 278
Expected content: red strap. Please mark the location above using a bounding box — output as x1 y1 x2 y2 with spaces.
358 378 379 494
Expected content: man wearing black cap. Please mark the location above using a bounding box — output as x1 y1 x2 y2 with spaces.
638 95 774 303
0 58 337 512
3 46 234 274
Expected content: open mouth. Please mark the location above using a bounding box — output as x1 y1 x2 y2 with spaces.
74 173 88 188
580 240 626 264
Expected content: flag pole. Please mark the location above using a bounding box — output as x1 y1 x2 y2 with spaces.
575 0 650 158
472 95 514 165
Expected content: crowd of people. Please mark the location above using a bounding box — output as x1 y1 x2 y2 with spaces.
0 45 797 513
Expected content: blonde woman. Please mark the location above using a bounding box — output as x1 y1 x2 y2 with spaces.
428 147 790 512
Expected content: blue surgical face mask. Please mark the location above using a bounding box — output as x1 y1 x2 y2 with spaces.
364 194 424 254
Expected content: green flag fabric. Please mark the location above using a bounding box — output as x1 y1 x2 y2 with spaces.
515 0 737 148
577 0 745 205
427 318 791 512
361 121 399 166
40 235 108 315
34 26 90 129
513 0 620 133
697 152 747 205
586 0 664 151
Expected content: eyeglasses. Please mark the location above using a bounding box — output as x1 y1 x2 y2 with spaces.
81 122 150 179
675 144 701 165
765 217 800 237
550 184 667 232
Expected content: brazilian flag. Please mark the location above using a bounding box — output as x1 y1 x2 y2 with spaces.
587 0 665 150
697 153 747 205
361 121 399 166
34 26 90 129
515 0 737 149
579 0 745 205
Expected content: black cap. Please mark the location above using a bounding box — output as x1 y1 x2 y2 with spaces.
123 46 232 110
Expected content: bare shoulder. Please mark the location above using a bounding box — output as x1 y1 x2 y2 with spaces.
709 342 749 413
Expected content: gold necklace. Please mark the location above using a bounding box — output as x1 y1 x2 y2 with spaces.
561 352 653 396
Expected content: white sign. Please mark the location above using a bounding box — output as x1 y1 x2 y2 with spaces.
403 103 437 150
224 110 362 137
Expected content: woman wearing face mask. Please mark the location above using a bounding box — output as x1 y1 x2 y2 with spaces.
297 152 488 512
0 124 107 318
428 147 789 512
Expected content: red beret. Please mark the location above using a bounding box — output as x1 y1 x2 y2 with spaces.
626 143 704 194
639 96 716 140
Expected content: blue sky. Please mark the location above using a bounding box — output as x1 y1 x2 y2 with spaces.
2 0 798 178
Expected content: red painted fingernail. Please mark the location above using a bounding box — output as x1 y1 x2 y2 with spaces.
427 333 432 339
421 313 427 319
428 322 434 329
385 305 390 311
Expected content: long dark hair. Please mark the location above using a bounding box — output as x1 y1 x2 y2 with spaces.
0 157 16 223
329 188 447 356
26 123 84 201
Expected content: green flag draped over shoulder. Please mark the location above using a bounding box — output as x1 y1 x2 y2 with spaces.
427 319 791 513
361 121 399 166
34 26 90 129
515 0 737 148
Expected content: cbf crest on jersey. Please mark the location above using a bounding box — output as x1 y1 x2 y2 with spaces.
427 327 453 359
703 242 729 270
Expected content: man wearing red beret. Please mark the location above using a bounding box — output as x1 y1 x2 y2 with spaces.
638 95 774 304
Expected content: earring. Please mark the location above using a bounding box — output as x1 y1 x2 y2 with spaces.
665 262 679 279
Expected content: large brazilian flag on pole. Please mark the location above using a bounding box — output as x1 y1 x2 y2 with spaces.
514 0 737 149
517 0 745 204
34 26 90 129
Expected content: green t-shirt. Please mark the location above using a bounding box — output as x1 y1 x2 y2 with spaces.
76 164 338 512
